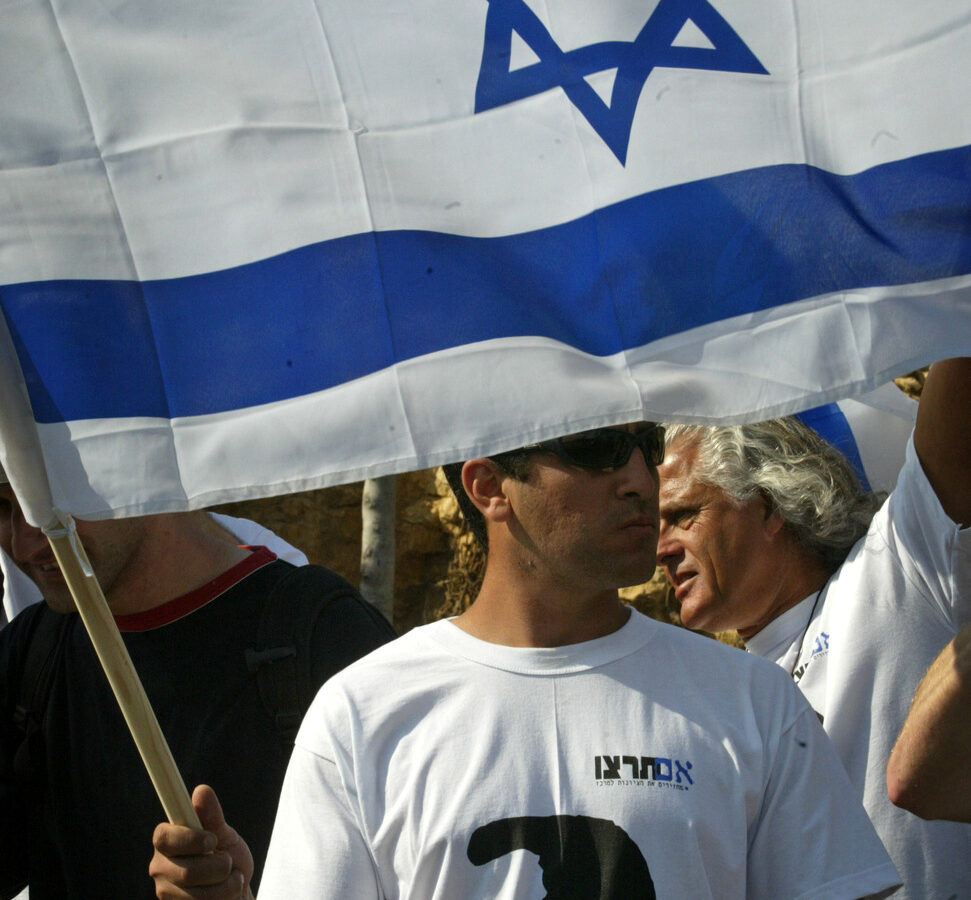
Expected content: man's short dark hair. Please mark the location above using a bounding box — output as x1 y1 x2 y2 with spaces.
442 450 534 549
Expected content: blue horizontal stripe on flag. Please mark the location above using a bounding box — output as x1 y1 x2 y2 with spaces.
3 143 969 423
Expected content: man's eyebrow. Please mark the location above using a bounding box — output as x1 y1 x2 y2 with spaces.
661 503 698 521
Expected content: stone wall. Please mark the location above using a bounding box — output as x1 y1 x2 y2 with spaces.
214 469 452 634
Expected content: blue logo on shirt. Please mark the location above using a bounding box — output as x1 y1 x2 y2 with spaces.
475 0 769 164
595 754 694 786
811 631 830 657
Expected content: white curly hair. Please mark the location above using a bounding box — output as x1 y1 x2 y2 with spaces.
663 417 884 570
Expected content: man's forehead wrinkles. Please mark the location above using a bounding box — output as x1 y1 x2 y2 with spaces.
661 472 698 501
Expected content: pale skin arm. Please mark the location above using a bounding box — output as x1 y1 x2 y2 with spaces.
912 357 971 528
884 358 971 822
887 623 971 821
150 784 255 900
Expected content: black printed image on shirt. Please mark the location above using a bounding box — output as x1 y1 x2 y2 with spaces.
467 814 656 898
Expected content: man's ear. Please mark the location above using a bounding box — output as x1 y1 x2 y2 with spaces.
760 495 786 538
462 458 513 525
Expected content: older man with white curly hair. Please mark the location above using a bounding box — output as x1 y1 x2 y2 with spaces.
656 357 971 900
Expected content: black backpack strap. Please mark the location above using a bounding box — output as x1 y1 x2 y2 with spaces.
12 606 71 785
245 565 344 746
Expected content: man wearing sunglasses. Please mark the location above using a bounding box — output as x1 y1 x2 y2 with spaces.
150 422 898 899
655 358 971 900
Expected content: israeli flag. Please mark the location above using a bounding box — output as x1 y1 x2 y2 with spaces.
1 0 969 523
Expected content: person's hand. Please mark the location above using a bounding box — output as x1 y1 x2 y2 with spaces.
150 784 254 900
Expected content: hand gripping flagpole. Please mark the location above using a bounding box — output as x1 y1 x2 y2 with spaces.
45 515 202 829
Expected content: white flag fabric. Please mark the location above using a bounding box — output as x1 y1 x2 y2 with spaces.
1 0 969 523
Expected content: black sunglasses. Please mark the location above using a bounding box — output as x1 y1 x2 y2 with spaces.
521 424 666 470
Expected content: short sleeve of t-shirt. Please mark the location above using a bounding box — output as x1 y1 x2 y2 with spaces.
746 698 900 899
879 434 971 627
260 744 384 900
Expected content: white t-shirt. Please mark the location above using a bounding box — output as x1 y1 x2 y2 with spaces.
260 610 898 899
747 435 971 900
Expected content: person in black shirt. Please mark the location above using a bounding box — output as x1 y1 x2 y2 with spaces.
0 478 395 899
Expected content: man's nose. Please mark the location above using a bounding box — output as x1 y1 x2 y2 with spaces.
655 525 681 572
617 444 659 498
657 517 681 565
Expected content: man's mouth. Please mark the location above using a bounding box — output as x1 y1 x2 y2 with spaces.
672 572 697 602
621 514 657 532
30 561 63 581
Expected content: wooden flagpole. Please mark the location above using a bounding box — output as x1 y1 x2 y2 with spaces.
46 518 201 829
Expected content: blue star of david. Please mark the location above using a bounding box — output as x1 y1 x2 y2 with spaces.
475 0 769 165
